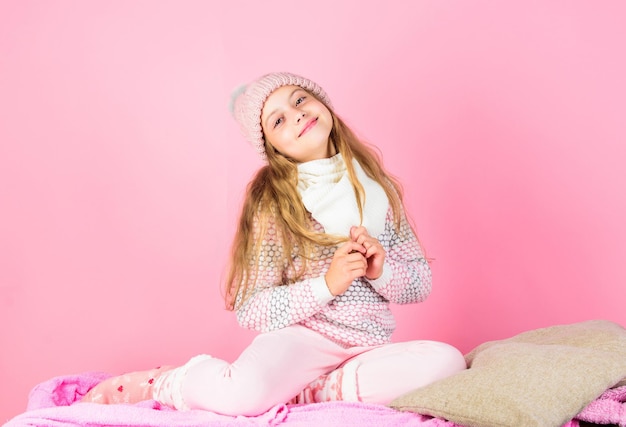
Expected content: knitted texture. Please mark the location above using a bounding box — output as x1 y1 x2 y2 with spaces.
297 153 389 238
291 357 360 404
235 206 432 348
231 72 333 160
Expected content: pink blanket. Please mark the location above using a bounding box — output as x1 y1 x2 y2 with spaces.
3 372 458 427
575 385 626 427
4 371 624 427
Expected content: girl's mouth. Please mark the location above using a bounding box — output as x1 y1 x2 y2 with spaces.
299 118 318 137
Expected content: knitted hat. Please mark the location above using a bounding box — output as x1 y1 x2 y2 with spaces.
230 72 333 160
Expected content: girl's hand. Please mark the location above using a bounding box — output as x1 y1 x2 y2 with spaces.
350 226 386 280
324 241 367 296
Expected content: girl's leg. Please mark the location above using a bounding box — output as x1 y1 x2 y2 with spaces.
351 340 467 404
81 365 173 404
155 325 350 415
294 340 466 405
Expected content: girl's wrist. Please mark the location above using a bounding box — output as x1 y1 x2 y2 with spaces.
311 276 335 303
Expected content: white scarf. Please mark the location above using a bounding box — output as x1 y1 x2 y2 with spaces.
297 153 389 238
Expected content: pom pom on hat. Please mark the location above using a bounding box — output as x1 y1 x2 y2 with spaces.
231 72 333 161
229 84 247 116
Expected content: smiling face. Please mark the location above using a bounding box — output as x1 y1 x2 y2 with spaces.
261 85 335 163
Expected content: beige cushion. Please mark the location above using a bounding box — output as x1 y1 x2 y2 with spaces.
389 320 626 427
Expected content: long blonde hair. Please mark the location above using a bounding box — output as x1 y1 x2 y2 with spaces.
225 99 411 310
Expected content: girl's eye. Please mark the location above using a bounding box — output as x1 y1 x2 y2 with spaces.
273 117 284 128
295 96 306 106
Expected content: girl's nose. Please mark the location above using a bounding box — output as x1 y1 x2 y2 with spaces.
296 110 306 123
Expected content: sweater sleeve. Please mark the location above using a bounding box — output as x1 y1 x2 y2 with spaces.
366 206 432 304
235 214 334 333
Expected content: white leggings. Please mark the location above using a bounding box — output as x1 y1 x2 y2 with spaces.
154 325 466 416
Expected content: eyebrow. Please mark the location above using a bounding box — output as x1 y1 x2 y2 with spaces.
263 87 303 129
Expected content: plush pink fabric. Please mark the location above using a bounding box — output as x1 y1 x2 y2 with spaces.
8 371 624 427
575 385 626 427
5 372 461 427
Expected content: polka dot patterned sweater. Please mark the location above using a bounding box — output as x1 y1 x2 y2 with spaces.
235 206 432 348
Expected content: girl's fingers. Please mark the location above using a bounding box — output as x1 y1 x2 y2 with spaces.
350 226 368 243
326 243 368 295
346 252 367 269
338 240 365 255
365 240 383 257
350 226 380 252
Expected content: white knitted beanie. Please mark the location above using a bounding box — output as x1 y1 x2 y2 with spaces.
231 72 333 161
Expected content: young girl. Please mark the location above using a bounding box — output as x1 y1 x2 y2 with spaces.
81 71 466 415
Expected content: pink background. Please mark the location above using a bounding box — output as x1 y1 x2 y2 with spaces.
1 1 625 422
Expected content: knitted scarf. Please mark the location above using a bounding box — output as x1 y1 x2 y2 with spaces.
297 153 389 238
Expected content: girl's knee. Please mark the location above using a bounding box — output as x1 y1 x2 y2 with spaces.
413 340 467 377
352 341 466 405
